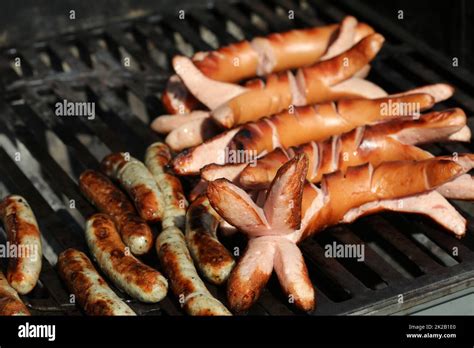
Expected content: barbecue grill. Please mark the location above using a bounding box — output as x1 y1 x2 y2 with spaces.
1 0 474 316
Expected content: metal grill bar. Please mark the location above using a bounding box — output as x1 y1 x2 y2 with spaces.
302 238 369 295
354 216 442 274
331 226 403 284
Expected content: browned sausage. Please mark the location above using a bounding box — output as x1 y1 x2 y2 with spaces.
58 248 136 316
0 195 42 295
145 142 231 315
79 170 153 255
0 270 30 315
101 153 164 223
85 214 168 303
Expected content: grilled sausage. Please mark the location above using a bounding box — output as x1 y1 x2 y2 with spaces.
165 115 219 152
195 17 373 82
232 108 467 189
226 236 314 313
151 111 210 134
162 17 375 114
58 248 136 316
172 93 434 175
189 179 209 202
209 156 314 312
208 155 472 312
0 195 42 295
0 270 30 316
170 34 384 131
226 237 275 313
79 170 153 255
101 153 164 223
144 142 231 315
297 155 473 240
211 34 385 128
144 143 187 230
156 226 231 315
172 55 248 111
155 76 387 152
185 195 235 285
161 74 203 115
85 214 168 303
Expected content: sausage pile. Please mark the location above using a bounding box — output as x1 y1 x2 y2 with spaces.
0 195 43 315
149 16 474 313
73 144 230 315
154 17 388 151
2 16 473 316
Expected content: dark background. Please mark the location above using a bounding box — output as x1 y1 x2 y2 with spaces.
0 0 472 70
369 0 472 71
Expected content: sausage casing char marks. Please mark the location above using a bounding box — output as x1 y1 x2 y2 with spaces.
172 93 434 176
0 195 42 295
144 143 186 229
156 226 231 315
235 108 466 189
162 17 375 114
58 248 136 316
207 155 473 312
0 270 30 316
156 20 382 151
185 195 235 285
228 93 434 156
189 17 372 82
145 142 231 315
199 84 460 187
210 33 385 129
101 153 164 223
85 214 168 303
79 170 153 255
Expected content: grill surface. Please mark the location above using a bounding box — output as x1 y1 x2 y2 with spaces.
1 0 474 316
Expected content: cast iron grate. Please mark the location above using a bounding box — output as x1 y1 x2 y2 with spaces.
1 0 474 315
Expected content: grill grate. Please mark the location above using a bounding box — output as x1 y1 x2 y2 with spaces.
1 0 474 316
